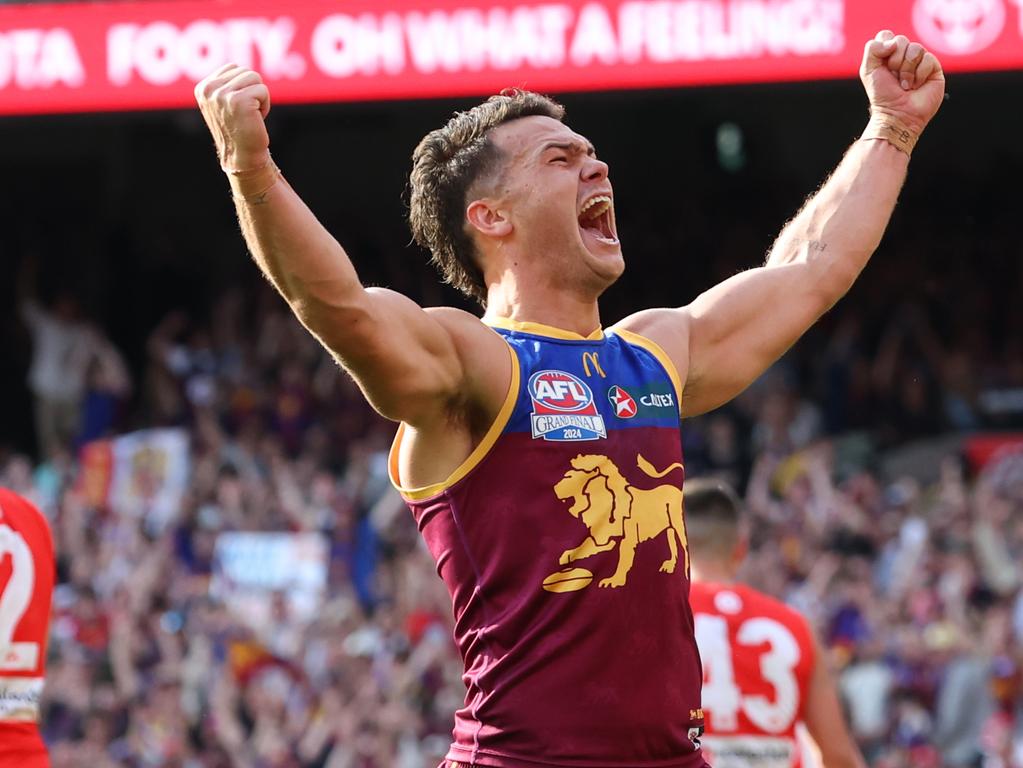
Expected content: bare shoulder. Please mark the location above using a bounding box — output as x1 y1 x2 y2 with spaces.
422 305 514 414
610 307 693 382
391 305 514 491
424 306 509 363
338 289 510 427
359 287 505 363
424 304 500 341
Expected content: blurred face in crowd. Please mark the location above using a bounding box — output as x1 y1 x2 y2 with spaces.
476 116 622 296
82 714 112 748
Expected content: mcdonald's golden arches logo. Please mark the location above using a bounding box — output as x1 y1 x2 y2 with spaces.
581 351 606 378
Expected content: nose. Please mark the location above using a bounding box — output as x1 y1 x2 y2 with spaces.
582 156 609 182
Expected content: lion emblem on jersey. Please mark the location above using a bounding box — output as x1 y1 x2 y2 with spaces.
551 454 688 589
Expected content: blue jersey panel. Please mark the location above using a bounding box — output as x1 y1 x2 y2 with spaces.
497 328 681 442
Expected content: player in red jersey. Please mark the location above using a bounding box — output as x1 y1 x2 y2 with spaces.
194 31 942 768
0 488 55 768
686 479 865 768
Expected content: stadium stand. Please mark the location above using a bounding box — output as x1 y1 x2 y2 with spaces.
1 78 1022 767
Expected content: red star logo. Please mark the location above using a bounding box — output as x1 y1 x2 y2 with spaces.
608 386 637 419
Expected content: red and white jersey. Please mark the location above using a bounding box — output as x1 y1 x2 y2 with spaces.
690 582 815 768
0 488 54 766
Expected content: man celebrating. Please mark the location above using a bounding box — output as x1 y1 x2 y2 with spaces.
686 479 865 768
195 31 943 768
0 489 55 768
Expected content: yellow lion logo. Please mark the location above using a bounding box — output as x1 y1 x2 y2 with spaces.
552 454 688 589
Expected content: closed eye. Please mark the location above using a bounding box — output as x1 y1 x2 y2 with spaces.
541 139 596 164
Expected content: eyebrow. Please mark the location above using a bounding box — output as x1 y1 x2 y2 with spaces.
540 139 596 157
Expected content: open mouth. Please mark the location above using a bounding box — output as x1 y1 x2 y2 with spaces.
578 195 618 245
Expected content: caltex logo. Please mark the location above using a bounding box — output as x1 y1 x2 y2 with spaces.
607 385 638 418
912 0 1006 54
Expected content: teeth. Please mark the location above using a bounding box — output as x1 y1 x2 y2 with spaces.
580 195 611 221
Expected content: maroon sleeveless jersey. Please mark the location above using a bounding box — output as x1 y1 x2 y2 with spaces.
389 319 707 768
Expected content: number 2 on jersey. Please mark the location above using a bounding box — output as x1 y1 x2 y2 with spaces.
0 526 40 672
695 614 800 734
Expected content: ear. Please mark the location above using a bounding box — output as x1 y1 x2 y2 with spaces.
466 198 513 239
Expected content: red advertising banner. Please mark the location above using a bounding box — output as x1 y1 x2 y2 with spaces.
0 0 1021 115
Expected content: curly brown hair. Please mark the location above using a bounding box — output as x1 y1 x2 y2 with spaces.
409 90 565 305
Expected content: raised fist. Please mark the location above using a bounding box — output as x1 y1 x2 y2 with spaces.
194 64 272 173
860 31 946 136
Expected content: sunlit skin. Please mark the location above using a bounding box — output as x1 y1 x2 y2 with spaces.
189 31 946 763
194 29 945 497
467 117 623 326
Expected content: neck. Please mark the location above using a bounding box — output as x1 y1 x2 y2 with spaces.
690 561 737 584
484 269 602 338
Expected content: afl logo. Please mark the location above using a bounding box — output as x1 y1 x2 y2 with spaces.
529 370 594 412
529 370 606 441
912 0 1005 55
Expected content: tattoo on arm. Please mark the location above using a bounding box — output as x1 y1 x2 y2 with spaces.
230 165 282 208
246 192 272 206
764 238 828 266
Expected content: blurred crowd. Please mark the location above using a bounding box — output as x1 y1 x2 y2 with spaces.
5 289 462 767
3 262 1023 768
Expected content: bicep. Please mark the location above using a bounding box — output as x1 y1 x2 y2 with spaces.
300 287 468 424
681 263 833 416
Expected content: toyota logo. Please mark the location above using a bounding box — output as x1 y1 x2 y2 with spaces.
913 0 1006 54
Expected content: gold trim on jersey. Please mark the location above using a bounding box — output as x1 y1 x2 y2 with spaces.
484 316 604 341
609 329 684 417
388 341 521 501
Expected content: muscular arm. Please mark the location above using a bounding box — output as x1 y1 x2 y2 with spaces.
765 137 907 271
230 171 468 422
195 66 498 427
680 137 908 416
618 33 944 418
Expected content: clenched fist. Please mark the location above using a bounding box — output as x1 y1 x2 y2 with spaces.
194 64 272 173
860 31 945 137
